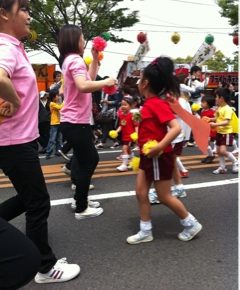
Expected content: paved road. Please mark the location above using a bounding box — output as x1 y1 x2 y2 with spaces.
0 147 238 290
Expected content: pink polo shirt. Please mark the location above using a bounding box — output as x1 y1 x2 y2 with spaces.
0 33 39 146
60 54 92 124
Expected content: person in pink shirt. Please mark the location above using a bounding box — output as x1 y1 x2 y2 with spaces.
0 0 80 286
58 24 116 220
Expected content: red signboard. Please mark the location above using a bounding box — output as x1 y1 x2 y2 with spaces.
207 72 238 89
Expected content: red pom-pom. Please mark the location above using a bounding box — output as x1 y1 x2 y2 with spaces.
92 36 107 52
102 85 117 95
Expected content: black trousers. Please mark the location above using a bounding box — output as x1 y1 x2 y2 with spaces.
60 123 99 212
0 217 41 289
0 140 57 273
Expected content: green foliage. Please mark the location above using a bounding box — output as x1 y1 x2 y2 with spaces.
28 0 139 62
216 0 238 27
174 51 237 72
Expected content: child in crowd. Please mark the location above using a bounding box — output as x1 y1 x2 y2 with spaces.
208 88 238 174
45 91 64 159
200 94 217 163
127 56 202 245
115 96 139 172
149 93 192 204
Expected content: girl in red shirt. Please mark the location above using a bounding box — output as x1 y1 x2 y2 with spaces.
115 96 138 171
200 94 217 163
127 56 202 244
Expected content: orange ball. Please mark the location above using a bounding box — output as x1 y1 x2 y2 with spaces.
98 51 104 61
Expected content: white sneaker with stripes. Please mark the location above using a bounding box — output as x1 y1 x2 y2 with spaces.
34 258 80 284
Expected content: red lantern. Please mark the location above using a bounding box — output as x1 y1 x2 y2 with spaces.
137 32 146 44
233 35 238 46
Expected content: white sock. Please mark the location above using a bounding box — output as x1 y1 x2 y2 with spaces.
180 213 196 227
207 145 214 157
176 157 186 172
219 156 226 168
122 154 129 166
140 220 152 233
227 152 237 163
175 183 184 190
233 139 238 150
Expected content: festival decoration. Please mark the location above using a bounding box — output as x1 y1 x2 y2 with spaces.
142 140 159 156
129 156 140 172
171 32 180 44
191 103 201 112
168 96 210 154
98 51 104 61
109 130 118 139
92 36 107 52
130 132 138 142
29 30 37 42
102 85 117 95
137 32 147 44
101 32 111 41
233 34 238 46
84 56 93 66
205 34 214 45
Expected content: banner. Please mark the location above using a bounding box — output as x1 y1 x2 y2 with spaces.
191 42 216 66
134 41 150 65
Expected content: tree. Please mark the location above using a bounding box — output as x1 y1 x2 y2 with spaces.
216 0 238 28
203 50 228 71
174 56 193 64
28 0 139 62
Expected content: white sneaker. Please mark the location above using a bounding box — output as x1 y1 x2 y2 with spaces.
71 184 95 191
75 206 103 220
148 189 160 204
127 231 153 245
71 199 100 210
62 165 71 176
172 188 187 198
212 167 227 174
58 150 70 161
232 149 239 155
116 164 128 172
232 161 239 173
34 258 80 284
178 221 202 242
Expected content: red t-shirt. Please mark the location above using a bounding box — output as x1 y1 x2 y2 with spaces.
201 108 216 138
138 96 175 152
118 111 137 142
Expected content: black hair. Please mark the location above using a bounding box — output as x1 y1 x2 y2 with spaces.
215 87 231 103
122 96 134 105
201 94 215 108
49 90 58 102
142 56 180 96
58 24 82 68
0 0 29 11
53 71 61 80
190 65 201 75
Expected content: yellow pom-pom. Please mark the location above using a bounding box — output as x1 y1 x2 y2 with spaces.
130 132 138 142
142 140 159 155
109 130 118 139
129 156 140 172
84 56 93 66
191 103 201 112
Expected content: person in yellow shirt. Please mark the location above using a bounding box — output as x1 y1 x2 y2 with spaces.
208 88 238 174
46 91 64 159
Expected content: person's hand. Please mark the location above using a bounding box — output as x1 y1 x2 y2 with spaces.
146 145 163 158
209 122 217 128
91 47 99 61
0 101 19 117
104 77 117 87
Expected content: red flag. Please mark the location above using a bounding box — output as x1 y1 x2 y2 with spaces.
169 99 210 154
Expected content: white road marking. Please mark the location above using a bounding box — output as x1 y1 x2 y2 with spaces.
50 178 238 206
